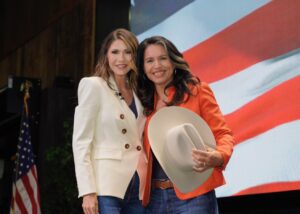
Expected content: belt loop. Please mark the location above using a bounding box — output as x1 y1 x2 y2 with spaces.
152 180 174 189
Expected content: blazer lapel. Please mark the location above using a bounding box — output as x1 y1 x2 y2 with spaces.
134 91 146 139
107 76 140 137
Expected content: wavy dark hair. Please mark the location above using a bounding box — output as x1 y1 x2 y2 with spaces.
137 36 200 116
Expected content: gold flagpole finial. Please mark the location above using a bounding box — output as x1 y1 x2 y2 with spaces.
20 80 33 116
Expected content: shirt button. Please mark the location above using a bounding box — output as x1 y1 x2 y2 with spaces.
136 146 142 151
120 114 125 119
122 129 127 134
125 144 130 149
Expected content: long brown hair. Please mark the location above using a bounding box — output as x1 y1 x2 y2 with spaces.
94 28 139 91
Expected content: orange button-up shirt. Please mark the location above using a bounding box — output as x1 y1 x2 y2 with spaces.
142 82 235 206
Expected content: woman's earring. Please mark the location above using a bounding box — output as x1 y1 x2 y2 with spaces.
174 69 177 75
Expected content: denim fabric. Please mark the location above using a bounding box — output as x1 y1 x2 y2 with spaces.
146 188 218 214
98 172 145 214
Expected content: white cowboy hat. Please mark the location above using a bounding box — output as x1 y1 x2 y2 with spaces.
148 106 216 193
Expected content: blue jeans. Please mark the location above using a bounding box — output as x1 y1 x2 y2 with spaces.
98 172 145 214
146 188 218 214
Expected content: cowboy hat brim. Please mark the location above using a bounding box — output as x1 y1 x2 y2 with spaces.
148 106 216 193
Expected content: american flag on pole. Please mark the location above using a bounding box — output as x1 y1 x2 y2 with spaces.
131 0 300 197
10 85 41 213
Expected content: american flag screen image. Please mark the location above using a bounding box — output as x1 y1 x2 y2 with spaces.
130 0 300 198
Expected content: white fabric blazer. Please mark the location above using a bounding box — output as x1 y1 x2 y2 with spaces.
72 76 147 199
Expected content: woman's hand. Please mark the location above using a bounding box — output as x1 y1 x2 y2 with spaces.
192 147 223 172
82 193 99 214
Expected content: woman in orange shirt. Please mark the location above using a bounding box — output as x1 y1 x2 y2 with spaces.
137 36 235 214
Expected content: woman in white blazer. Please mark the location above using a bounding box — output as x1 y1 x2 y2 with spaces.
72 28 147 214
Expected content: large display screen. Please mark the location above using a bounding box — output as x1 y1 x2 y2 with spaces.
130 0 300 198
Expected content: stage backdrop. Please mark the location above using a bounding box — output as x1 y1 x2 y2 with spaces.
130 0 300 198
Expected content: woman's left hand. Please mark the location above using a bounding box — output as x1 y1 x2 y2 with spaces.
191 147 223 172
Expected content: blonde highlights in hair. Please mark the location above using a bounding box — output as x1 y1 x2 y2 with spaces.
94 28 139 91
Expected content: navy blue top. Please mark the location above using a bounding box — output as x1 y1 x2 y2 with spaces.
152 152 168 180
129 98 167 180
129 98 138 118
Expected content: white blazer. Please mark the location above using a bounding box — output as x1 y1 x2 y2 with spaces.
72 76 147 199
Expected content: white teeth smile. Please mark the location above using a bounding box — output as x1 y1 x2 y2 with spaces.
116 65 127 69
153 71 164 77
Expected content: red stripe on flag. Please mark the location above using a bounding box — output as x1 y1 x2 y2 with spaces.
22 168 38 214
32 165 37 180
33 166 41 206
15 186 27 213
184 0 300 83
233 181 300 196
32 166 41 209
225 76 300 145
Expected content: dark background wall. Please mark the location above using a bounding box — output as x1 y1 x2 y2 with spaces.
0 0 131 88
0 0 94 88
0 0 300 213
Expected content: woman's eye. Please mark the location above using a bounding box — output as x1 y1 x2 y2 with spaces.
111 50 119 54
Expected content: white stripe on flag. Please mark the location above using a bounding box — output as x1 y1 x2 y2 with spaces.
12 203 20 214
11 184 21 214
211 48 300 114
28 167 41 212
137 0 271 51
216 120 300 197
16 179 32 213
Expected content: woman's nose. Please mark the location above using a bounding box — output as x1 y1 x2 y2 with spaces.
118 53 126 60
153 59 161 68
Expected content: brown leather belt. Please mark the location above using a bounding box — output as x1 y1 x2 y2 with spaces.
152 180 174 189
